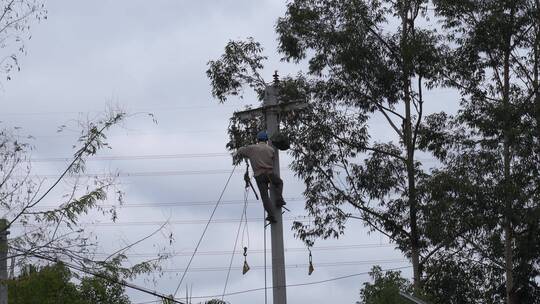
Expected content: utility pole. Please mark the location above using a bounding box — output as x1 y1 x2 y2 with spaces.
0 219 9 304
233 72 306 304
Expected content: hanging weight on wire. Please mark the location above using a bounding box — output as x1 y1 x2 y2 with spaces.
308 248 314 275
242 246 250 275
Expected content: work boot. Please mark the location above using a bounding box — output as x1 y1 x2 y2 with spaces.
265 215 277 223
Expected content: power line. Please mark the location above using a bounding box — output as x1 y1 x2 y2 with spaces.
12 248 184 304
31 152 230 162
172 165 237 297
134 265 413 304
93 243 394 258
25 167 289 179
186 265 412 301
159 259 408 273
14 215 316 228
0 104 240 116
221 189 249 299
28 152 439 163
25 158 440 178
37 197 304 209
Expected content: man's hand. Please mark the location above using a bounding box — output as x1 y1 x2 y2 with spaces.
232 151 243 164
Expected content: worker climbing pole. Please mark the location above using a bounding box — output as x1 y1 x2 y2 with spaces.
233 72 307 304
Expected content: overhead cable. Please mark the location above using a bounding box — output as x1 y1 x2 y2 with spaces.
172 165 237 297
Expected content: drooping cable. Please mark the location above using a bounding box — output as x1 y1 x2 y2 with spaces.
189 265 412 300
12 248 184 304
221 187 249 300
172 165 237 297
263 208 268 304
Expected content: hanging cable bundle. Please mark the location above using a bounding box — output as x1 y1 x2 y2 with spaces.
242 246 250 275
308 248 315 275
222 164 253 300
241 174 251 275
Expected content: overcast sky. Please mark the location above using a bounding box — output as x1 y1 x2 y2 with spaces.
0 1 460 303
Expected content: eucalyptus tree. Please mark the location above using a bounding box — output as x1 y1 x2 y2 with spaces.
417 0 540 302
207 0 445 291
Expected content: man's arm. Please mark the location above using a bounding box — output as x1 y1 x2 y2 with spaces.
233 146 251 161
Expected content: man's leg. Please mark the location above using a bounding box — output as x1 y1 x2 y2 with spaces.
269 173 285 206
255 175 275 221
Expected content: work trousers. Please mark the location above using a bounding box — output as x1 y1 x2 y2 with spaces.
255 172 284 217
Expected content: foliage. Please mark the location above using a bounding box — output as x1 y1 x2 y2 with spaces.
357 266 412 304
204 300 228 304
8 263 82 304
416 0 540 303
0 109 167 289
207 0 444 290
2 111 126 269
206 0 540 302
8 262 131 304
0 0 47 80
79 272 131 304
207 38 267 103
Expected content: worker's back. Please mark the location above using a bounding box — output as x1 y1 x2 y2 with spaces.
237 142 274 176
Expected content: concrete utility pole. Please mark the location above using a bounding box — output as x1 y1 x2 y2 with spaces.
234 72 306 304
0 219 9 304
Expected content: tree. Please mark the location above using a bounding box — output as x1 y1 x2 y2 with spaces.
2 111 124 267
357 266 412 304
0 110 169 298
8 262 132 304
207 0 443 291
8 263 83 304
204 300 228 304
79 271 131 304
0 0 47 80
417 0 540 303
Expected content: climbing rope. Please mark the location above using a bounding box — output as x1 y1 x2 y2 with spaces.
222 163 252 300
241 186 250 250
173 165 237 298
263 208 268 304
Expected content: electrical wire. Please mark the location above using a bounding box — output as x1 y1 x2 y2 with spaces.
26 167 289 179
172 165 237 297
13 215 315 228
0 103 239 116
31 152 229 162
158 259 407 273
187 265 413 300
221 188 249 300
91 243 394 258
37 197 304 209
263 208 268 304
11 248 184 304
29 152 439 163
133 265 413 304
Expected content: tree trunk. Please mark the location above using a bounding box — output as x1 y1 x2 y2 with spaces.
534 3 540 139
502 40 516 304
400 4 421 290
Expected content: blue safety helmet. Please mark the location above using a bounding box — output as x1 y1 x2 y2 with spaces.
257 131 268 141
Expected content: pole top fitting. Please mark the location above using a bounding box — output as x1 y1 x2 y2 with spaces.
273 70 279 85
